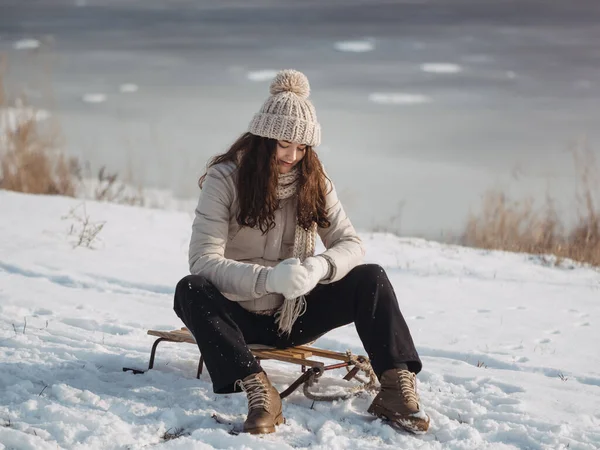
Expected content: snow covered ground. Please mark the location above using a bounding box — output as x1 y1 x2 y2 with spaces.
0 190 599 449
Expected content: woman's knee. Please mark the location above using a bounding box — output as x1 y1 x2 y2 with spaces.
349 263 387 282
348 264 394 306
173 274 212 312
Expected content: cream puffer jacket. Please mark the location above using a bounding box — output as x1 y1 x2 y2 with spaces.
188 161 365 313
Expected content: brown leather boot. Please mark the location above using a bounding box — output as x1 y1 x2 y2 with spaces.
367 368 430 434
237 371 284 434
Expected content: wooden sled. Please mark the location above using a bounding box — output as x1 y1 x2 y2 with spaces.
123 327 377 401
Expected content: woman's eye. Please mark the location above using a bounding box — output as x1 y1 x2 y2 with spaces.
278 142 305 151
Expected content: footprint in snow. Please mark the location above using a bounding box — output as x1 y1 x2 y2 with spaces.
576 376 600 388
477 309 491 313
536 338 551 344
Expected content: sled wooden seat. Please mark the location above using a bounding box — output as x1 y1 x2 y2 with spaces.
127 327 377 401
145 327 355 375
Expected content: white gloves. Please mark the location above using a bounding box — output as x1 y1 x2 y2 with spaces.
302 256 329 290
266 258 309 299
266 256 329 299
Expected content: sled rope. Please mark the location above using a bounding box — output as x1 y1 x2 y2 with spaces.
302 351 378 402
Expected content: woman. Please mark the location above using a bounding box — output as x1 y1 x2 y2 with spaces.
174 69 429 435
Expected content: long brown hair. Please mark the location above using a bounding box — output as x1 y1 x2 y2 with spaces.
199 132 331 234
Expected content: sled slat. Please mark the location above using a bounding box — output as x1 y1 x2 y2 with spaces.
292 346 352 362
278 349 312 359
247 345 312 358
147 330 195 343
266 348 314 359
252 350 324 368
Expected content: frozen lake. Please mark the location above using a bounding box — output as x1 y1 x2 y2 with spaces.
2 0 600 236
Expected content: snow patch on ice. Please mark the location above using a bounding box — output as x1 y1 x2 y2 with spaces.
13 39 40 50
119 83 138 93
246 70 278 82
421 63 462 74
334 40 375 53
82 94 107 104
368 92 432 105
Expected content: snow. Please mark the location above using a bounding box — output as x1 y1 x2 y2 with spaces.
246 70 279 82
368 93 432 105
119 84 139 94
421 63 462 74
13 40 40 51
334 40 375 53
81 94 107 104
1 189 599 449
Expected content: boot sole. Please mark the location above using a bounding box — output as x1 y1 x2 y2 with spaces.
368 404 430 434
244 412 285 435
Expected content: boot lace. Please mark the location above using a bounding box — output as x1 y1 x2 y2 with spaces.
398 370 419 405
235 375 271 413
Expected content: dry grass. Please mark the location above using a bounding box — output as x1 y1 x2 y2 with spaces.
463 143 600 267
93 166 145 207
62 203 106 249
0 117 81 196
161 427 189 441
0 59 81 196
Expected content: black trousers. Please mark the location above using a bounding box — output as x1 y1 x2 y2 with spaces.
173 264 422 394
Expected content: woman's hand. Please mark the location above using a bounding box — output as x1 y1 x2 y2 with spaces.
285 256 329 299
297 256 328 295
266 258 310 298
267 256 329 299
303 255 328 283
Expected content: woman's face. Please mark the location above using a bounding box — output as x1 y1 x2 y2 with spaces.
276 140 307 174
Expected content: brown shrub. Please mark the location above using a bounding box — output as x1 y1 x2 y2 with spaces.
0 63 80 196
463 143 600 267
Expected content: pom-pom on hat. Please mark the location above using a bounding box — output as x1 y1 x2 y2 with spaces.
248 69 321 147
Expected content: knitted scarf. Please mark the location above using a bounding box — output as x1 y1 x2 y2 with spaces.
274 167 317 335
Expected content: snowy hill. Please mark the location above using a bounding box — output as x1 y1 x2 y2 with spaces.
0 190 599 449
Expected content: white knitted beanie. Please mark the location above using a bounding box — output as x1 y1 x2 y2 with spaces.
248 69 321 147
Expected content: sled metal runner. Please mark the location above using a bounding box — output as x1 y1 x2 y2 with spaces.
124 328 376 401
